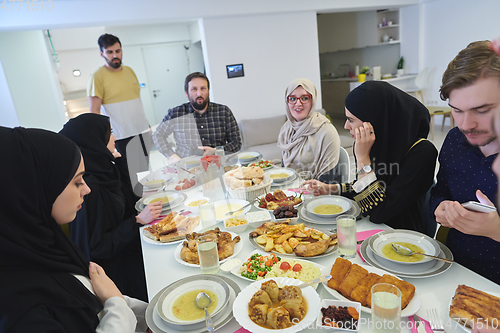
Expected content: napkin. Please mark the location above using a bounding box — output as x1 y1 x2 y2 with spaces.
409 315 434 333
234 328 251 333
356 229 384 262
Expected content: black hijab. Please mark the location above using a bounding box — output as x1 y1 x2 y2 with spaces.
0 126 102 332
345 81 430 184
59 113 122 193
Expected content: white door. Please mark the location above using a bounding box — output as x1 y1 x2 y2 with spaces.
142 43 192 124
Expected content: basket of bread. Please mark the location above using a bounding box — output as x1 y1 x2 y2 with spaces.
224 166 272 201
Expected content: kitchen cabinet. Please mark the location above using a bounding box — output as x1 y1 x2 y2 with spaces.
320 79 353 120
377 9 400 44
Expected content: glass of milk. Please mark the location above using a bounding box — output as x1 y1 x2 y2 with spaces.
336 214 357 258
196 234 220 274
371 283 401 333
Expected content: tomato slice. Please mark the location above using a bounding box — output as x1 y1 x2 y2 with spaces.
292 264 302 272
280 262 291 270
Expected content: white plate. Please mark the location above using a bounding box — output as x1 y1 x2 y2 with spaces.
230 249 328 286
174 230 243 267
254 190 303 211
135 191 187 212
237 151 261 163
139 167 176 190
233 277 321 333
305 196 352 218
359 238 454 278
146 275 240 333
248 160 275 170
140 212 202 246
248 226 338 259
143 191 181 206
450 290 500 333
299 200 361 225
267 167 295 183
321 262 421 317
213 198 251 221
157 276 230 326
368 229 441 265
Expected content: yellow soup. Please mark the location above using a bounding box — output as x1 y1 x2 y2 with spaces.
313 204 343 215
146 195 175 204
214 203 243 220
171 289 218 321
270 173 290 179
188 199 208 207
239 155 254 159
382 242 425 262
145 179 164 185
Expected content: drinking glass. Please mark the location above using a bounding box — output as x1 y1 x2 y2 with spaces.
199 201 217 229
371 283 402 333
336 214 357 258
214 146 225 165
196 234 220 274
299 171 313 201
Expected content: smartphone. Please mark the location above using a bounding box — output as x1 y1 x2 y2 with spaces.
461 201 497 213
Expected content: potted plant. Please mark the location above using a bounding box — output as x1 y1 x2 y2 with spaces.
358 66 370 83
397 57 404 76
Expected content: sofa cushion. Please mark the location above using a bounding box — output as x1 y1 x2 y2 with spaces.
239 115 287 149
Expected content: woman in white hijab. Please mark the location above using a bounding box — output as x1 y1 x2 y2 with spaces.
277 78 341 183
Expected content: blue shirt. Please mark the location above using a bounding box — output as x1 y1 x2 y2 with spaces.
430 127 500 284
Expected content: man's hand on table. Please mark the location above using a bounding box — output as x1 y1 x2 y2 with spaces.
136 201 163 225
198 146 215 157
435 190 500 242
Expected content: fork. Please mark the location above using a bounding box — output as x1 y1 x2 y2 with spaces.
427 308 445 332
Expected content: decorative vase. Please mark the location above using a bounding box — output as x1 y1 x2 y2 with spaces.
397 69 404 77
358 74 366 83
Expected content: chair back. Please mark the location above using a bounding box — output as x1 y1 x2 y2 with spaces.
338 146 351 183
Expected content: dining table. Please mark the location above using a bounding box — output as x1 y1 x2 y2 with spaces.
139 166 500 333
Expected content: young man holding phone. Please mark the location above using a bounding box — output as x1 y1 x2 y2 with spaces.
430 41 500 284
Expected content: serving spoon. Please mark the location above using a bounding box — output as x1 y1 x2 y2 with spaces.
224 198 259 217
195 292 214 332
391 244 454 263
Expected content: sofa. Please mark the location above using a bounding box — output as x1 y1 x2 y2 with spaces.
238 109 354 161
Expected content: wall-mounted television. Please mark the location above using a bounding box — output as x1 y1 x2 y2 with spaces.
226 64 244 79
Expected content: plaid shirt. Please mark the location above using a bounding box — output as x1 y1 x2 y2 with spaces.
153 102 242 158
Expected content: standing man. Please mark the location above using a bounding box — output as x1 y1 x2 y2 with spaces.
153 72 242 163
88 34 151 191
430 41 500 284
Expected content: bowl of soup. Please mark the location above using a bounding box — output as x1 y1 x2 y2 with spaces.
237 151 261 163
268 167 295 183
213 198 252 221
184 196 210 214
306 196 352 218
142 191 180 207
368 229 441 265
157 274 230 329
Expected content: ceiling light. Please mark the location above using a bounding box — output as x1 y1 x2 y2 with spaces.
73 70 81 77
63 100 67 106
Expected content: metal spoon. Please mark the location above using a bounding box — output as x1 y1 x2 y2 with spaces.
224 198 258 217
391 244 454 263
296 275 331 289
195 292 214 332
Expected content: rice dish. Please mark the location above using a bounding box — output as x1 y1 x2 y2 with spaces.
265 258 321 282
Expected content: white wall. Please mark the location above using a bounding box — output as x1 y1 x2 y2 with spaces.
422 0 500 106
0 30 65 131
200 11 322 121
400 4 419 75
0 60 18 127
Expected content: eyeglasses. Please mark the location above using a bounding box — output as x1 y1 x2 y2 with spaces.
287 94 312 104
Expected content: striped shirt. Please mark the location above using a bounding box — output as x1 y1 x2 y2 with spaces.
153 102 242 158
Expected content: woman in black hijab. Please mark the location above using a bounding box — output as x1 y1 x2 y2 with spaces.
60 113 162 302
304 81 438 236
0 126 144 332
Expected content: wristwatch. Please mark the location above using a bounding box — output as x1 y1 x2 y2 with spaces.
357 164 372 175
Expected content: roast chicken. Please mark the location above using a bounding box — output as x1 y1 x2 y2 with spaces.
180 228 241 264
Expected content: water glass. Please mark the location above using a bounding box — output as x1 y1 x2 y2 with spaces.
199 201 217 229
371 283 401 333
336 214 357 258
299 171 313 201
196 234 220 274
214 146 225 165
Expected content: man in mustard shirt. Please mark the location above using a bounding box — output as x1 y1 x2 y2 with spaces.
88 34 151 192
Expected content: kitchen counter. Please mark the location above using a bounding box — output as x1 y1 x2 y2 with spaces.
349 74 417 91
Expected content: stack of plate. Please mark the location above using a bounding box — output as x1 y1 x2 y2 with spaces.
299 196 361 225
146 275 240 333
359 230 454 278
135 190 187 213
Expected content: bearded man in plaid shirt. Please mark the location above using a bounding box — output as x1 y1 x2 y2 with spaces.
153 72 242 163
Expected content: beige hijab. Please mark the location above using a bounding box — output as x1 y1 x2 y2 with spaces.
277 78 339 179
